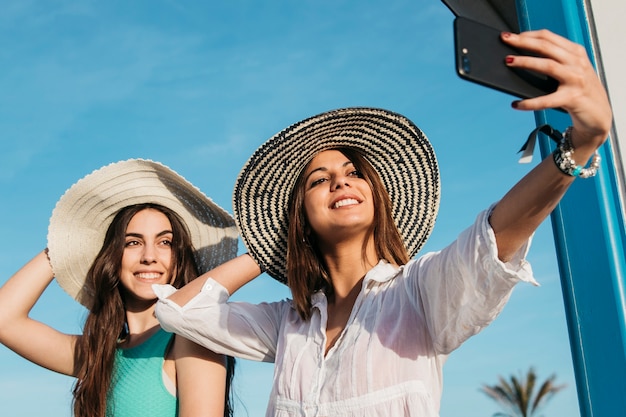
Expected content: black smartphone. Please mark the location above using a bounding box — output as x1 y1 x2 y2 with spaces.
441 0 518 32
453 16 559 99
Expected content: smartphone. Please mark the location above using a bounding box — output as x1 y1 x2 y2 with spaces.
441 0 518 32
453 16 558 99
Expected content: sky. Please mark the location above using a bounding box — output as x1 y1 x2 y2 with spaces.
0 1 583 416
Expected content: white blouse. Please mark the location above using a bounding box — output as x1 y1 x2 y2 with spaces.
154 208 537 417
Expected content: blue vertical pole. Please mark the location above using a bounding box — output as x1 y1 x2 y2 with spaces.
516 0 626 415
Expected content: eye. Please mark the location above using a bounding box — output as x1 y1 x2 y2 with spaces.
125 239 140 247
159 238 173 246
309 176 328 188
348 169 363 178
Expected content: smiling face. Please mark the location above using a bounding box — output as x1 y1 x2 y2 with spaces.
118 208 174 304
302 149 375 245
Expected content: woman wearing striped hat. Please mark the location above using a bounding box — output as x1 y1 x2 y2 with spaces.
154 29 612 416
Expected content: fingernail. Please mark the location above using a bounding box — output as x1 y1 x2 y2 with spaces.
505 56 514 64
511 101 520 109
502 32 512 39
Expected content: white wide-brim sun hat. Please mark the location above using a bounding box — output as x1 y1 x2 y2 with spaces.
48 159 239 308
233 107 440 283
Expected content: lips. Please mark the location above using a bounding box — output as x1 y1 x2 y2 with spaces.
333 198 360 209
134 272 163 280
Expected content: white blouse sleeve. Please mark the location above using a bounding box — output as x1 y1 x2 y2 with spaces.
153 278 290 362
405 206 538 355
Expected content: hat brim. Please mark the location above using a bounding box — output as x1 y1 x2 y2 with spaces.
48 159 238 308
233 107 440 283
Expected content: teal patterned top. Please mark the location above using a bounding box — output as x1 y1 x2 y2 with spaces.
107 328 177 416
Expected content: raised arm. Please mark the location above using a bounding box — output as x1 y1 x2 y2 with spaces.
0 250 78 376
489 29 612 261
166 253 262 307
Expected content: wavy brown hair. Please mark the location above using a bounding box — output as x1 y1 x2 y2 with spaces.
286 148 409 320
72 203 235 417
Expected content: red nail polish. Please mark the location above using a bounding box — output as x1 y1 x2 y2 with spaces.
511 101 520 109
505 56 514 64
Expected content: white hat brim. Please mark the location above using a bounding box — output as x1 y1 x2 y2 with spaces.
48 159 238 307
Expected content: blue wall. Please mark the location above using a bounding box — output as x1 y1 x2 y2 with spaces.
516 0 626 415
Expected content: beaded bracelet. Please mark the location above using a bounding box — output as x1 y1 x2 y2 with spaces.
552 127 601 178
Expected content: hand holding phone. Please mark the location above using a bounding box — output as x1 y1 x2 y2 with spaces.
453 17 559 100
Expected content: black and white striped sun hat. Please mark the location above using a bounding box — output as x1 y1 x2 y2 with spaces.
48 159 239 308
233 107 440 283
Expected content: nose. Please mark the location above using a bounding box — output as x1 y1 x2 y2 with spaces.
141 245 156 264
331 175 350 190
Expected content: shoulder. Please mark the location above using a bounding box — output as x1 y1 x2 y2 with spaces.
170 334 225 364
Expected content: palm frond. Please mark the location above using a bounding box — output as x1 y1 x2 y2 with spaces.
482 367 565 417
531 374 566 413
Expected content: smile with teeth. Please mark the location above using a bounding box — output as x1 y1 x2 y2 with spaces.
333 198 359 209
135 272 162 280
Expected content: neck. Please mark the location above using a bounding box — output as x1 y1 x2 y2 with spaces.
124 302 159 333
320 236 378 299
120 306 160 348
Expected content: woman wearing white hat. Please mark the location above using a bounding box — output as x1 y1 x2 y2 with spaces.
154 30 613 416
0 159 239 417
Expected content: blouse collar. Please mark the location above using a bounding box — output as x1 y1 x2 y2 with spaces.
310 259 402 308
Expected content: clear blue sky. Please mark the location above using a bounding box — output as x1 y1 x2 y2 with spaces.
0 1 581 416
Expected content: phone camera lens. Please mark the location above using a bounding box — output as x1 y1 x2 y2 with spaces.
462 55 471 74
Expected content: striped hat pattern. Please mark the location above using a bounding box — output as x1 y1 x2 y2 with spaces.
233 107 440 283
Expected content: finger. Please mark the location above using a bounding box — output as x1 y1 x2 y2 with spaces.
504 45 597 97
504 54 567 83
501 30 582 64
511 95 562 112
510 29 576 50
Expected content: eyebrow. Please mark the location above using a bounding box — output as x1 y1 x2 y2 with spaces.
125 230 174 238
305 160 354 182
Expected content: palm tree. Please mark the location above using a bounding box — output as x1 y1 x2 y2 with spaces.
481 367 566 417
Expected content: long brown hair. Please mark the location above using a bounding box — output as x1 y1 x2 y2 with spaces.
72 203 235 417
286 148 409 319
